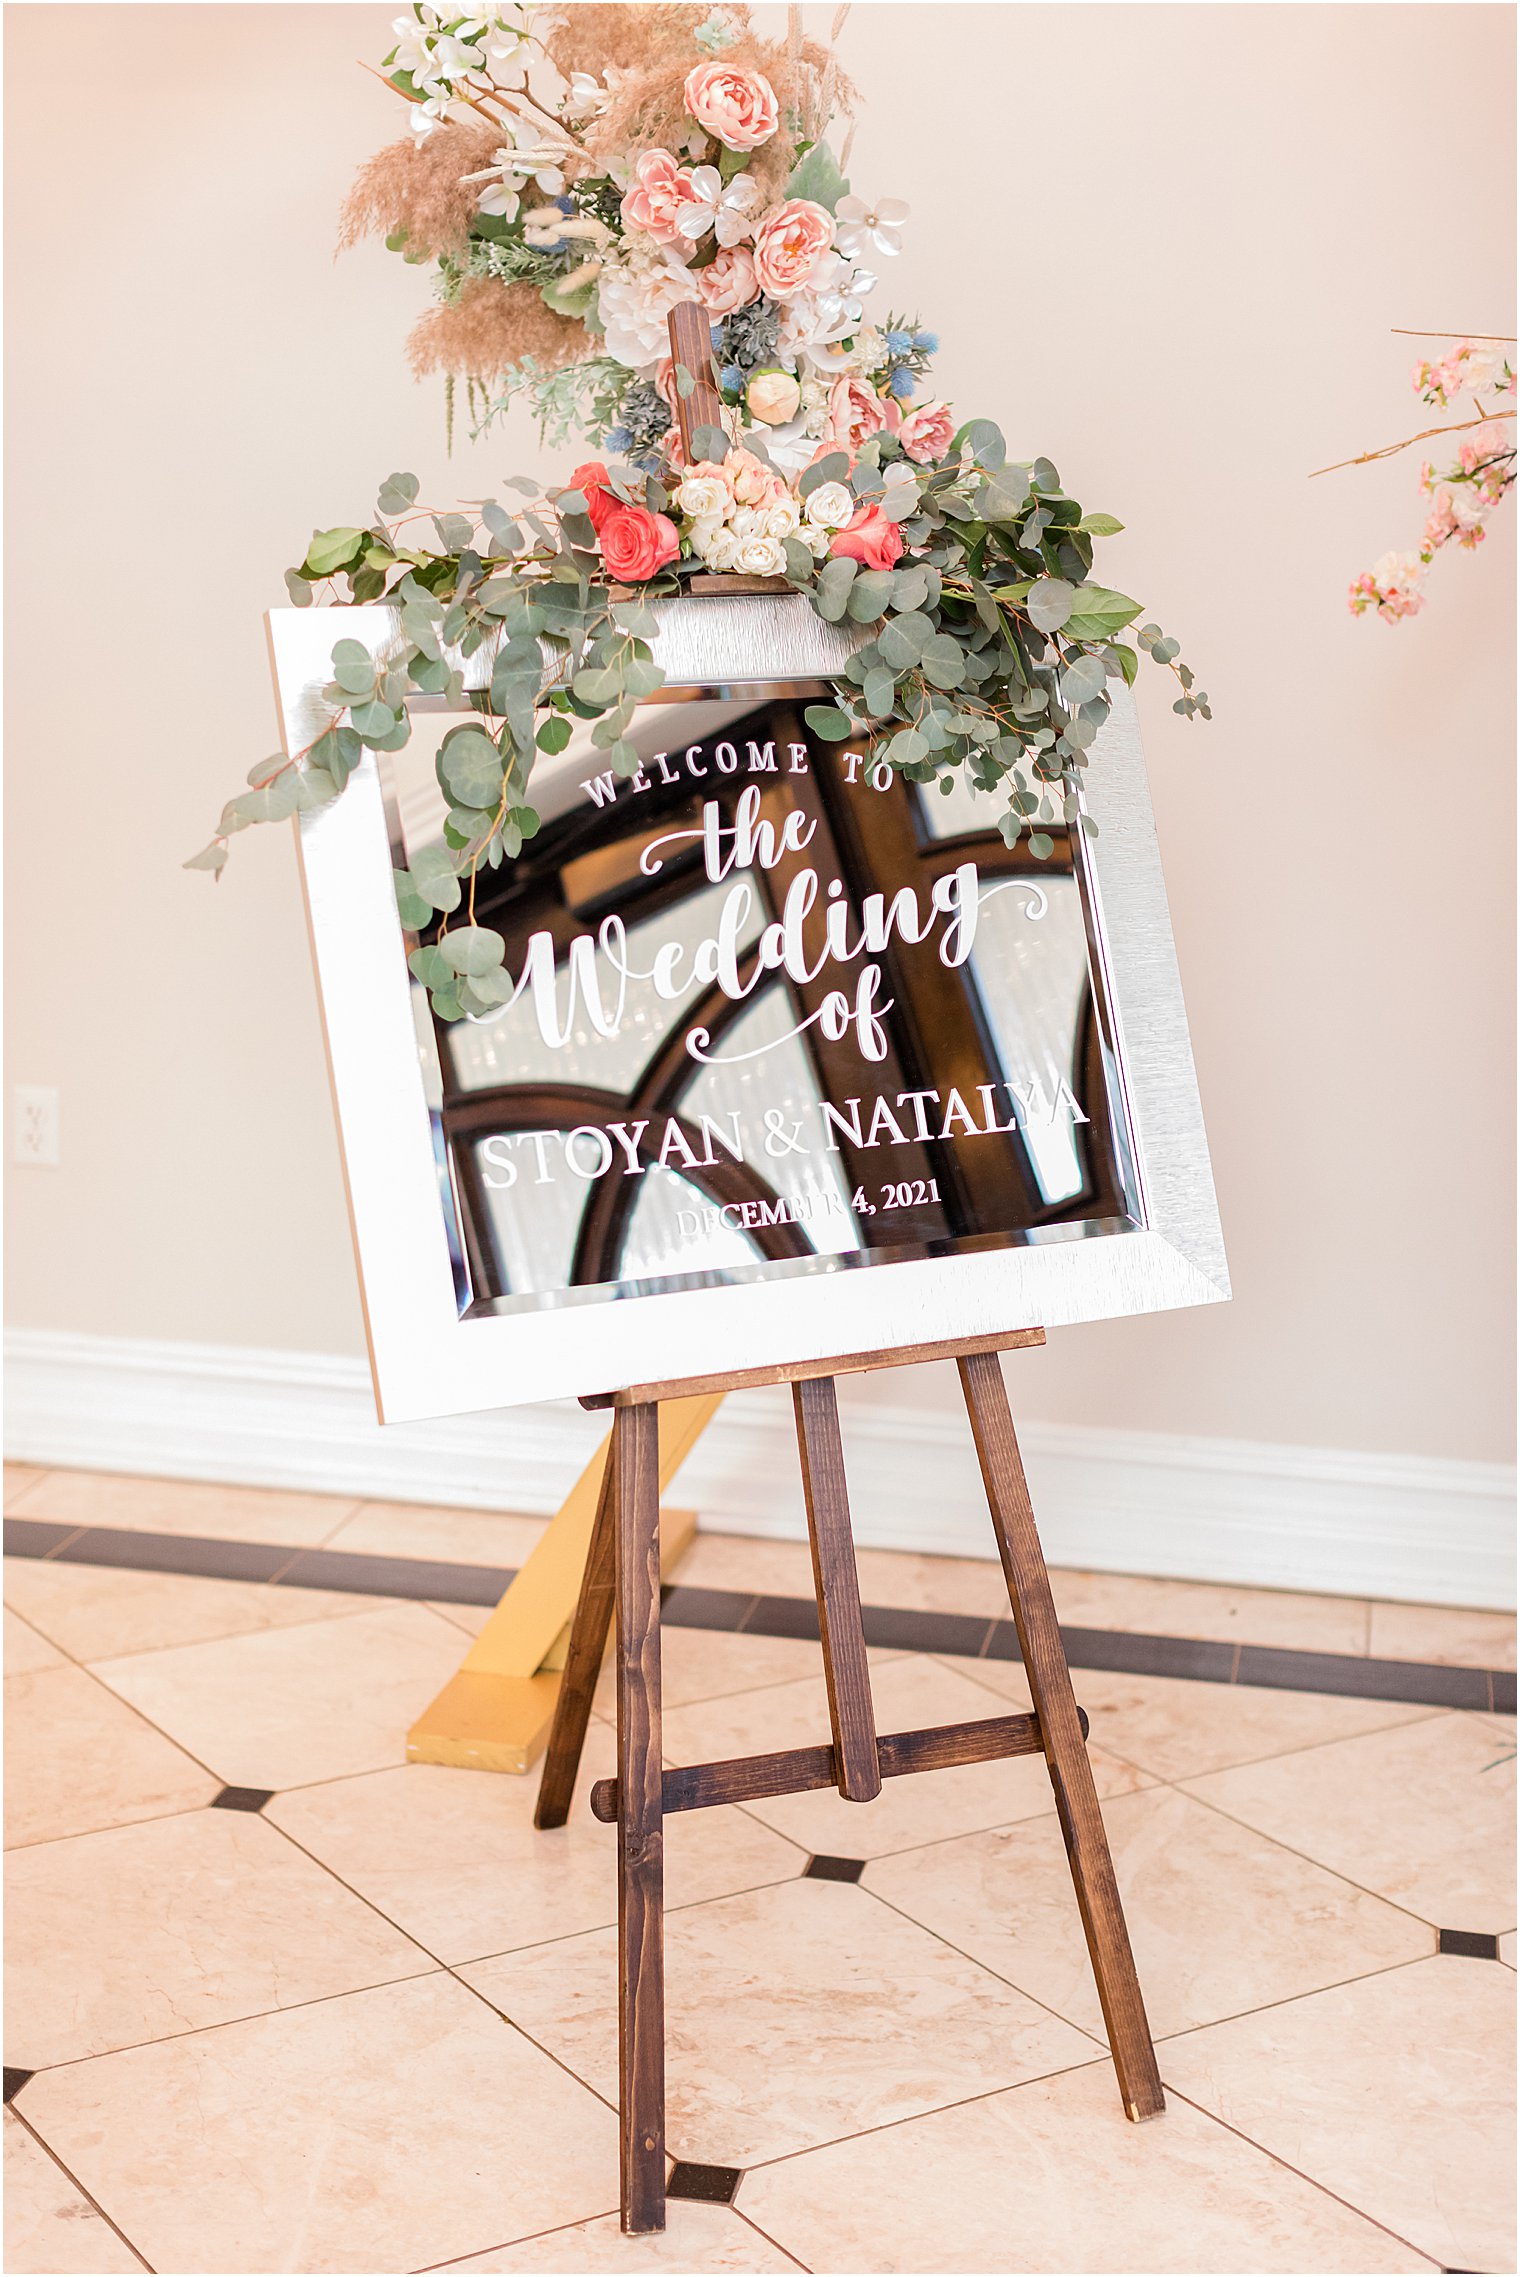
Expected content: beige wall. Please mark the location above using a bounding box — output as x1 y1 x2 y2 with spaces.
5 3 1514 1463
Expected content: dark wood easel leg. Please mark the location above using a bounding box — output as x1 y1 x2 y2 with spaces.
793 1377 881 1800
613 1401 666 2232
958 1351 1165 2122
534 1449 616 1831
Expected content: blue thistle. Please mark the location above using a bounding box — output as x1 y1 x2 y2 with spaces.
914 329 939 353
888 365 917 398
720 363 746 394
884 329 912 354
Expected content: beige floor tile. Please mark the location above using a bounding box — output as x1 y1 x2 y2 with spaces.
1048 1567 1371 1655
3 2112 146 2274
3 1462 47 1509
1184 1711 1516 1931
269 1746 803 1966
92 1602 471 1790
19 1973 619 2276
6 1469 357 1545
6 1807 431 2068
867 1783 1431 2042
5 1604 66 1674
677 1531 818 1598
5 1666 217 1847
435 2202 801 2272
467 1877 1096 2169
428 1598 494 1635
596 1625 898 1715
325 1499 549 1567
737 2057 1437 2274
4 1557 383 1662
663 1652 1147 1862
850 1544 1010 1618
1368 1598 1517 1670
1163 1955 1514 2274
946 1654 1438 1783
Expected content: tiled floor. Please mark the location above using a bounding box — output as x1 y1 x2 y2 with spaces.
3 1465 1515 2275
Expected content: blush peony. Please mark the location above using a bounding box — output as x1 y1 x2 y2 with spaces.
830 504 904 572
620 150 700 244
752 199 835 299
694 244 759 315
683 61 779 151
600 504 680 582
827 373 887 451
568 461 619 532
891 398 957 465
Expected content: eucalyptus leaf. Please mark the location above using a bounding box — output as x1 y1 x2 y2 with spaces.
438 924 507 978
1026 579 1075 634
804 703 854 742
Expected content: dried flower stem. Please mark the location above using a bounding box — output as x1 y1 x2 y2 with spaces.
1310 406 1515 479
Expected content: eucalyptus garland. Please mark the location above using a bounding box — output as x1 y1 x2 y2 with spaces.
192 421 1205 1027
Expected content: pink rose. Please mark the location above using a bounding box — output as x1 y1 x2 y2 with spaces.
620 149 700 246
683 61 779 151
695 244 759 315
827 373 887 452
600 504 680 582
890 398 956 466
830 505 904 573
568 461 619 533
752 198 834 299
725 447 785 507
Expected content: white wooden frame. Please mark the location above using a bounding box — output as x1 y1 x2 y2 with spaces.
271 598 1229 1424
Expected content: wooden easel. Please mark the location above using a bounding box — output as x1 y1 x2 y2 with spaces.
534 1330 1164 2235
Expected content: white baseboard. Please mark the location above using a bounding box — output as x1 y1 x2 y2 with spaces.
4 1327 1514 1610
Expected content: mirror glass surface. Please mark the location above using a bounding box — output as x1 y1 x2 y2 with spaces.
382 685 1142 1318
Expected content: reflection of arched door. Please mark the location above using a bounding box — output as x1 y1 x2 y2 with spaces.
422 693 1133 1307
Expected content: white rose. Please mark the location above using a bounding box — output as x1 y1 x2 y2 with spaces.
803 523 833 558
764 497 801 539
706 524 742 571
735 534 786 575
676 474 732 520
688 514 727 562
730 505 764 542
804 480 855 531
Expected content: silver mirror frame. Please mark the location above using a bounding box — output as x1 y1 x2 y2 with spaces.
270 599 1228 1424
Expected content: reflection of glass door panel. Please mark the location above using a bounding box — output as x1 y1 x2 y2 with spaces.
380 689 1142 1322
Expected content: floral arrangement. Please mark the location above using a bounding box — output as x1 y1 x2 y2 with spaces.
1328 333 1515 622
194 0 1205 1029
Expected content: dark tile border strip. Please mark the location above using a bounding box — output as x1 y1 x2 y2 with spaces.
4 1517 1512 1715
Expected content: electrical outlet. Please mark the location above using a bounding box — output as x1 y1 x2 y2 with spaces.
13 1086 60 1167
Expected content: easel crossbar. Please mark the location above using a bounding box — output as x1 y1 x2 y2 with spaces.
588 1704 1089 1822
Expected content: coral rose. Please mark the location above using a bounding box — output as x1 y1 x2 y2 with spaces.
568 461 619 533
830 505 904 573
684 61 779 151
695 244 759 315
891 398 956 465
600 504 680 582
827 373 887 452
620 149 700 245
752 199 834 299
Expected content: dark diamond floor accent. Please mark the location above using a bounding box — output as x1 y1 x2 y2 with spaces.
804 1854 866 1884
4 2069 34 2104
667 2161 742 2204
210 1786 274 1814
1438 1928 1502 1961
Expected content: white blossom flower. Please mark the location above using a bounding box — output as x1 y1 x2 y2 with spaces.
408 93 454 137
803 480 856 531
749 415 820 477
735 533 786 575
832 193 909 261
668 166 763 247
